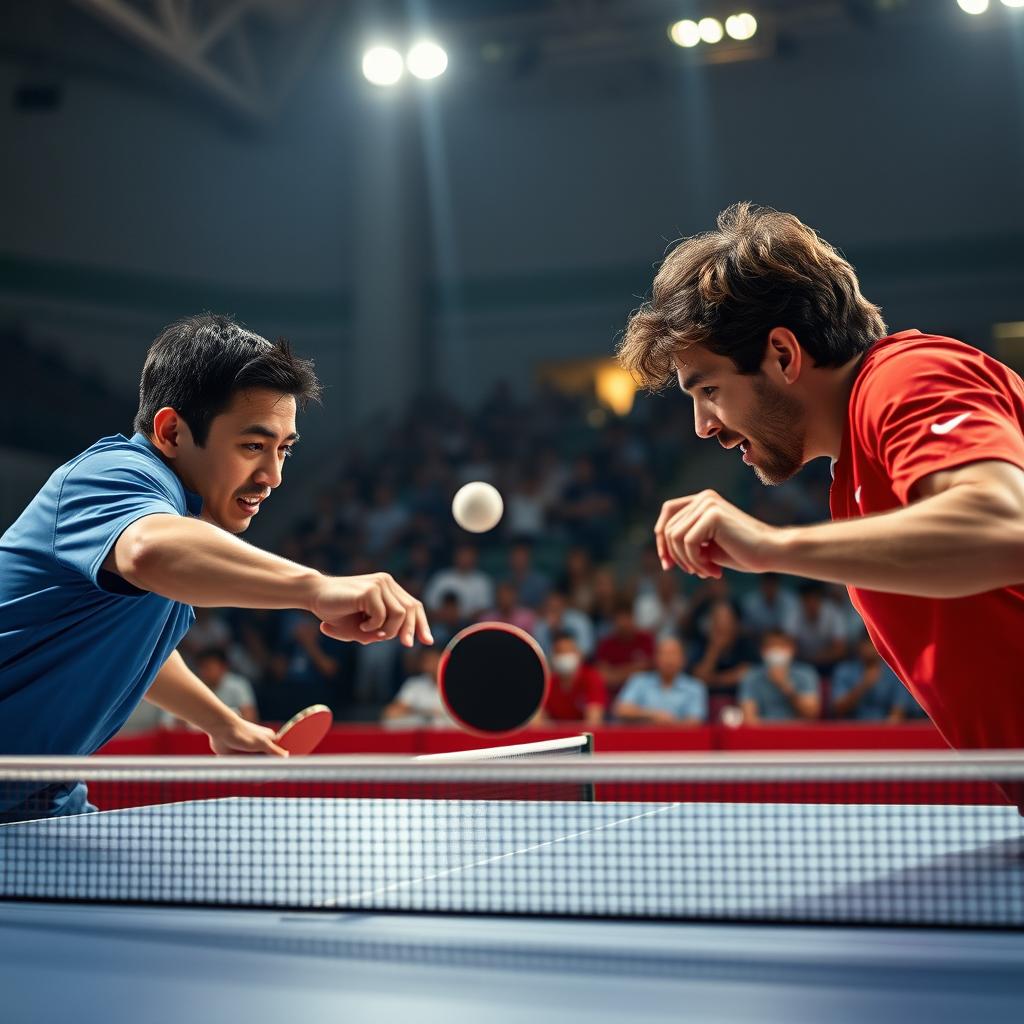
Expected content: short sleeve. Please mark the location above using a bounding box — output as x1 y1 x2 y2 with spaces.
737 667 759 702
793 665 820 696
583 667 608 707
615 673 645 707
828 661 858 703
688 682 708 721
856 343 1024 505
54 450 182 586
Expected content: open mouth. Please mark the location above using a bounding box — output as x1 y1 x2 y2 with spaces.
236 495 264 515
739 439 753 464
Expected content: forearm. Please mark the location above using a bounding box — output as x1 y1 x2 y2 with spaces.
144 651 237 732
771 486 1024 597
110 514 321 609
615 702 656 723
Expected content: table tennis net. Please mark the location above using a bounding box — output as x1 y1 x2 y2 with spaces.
1 746 1022 928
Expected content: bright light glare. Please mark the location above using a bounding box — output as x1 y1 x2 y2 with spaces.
668 19 702 47
362 46 404 86
726 13 758 41
407 40 449 80
957 0 989 13
1001 0 1024 8
698 17 725 44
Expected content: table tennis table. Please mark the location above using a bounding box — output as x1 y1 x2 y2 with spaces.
2 790 1023 1023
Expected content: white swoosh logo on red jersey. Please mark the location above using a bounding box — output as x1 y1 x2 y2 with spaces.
930 412 972 435
854 486 862 504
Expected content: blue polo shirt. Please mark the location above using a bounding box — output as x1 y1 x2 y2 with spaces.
614 671 708 722
0 433 199 815
829 659 927 720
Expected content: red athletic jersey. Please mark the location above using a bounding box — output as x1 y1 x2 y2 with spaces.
830 331 1024 751
543 665 608 721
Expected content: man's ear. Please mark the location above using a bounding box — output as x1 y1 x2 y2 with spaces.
150 407 191 459
765 327 802 384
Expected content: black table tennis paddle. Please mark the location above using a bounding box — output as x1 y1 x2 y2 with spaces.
438 622 550 734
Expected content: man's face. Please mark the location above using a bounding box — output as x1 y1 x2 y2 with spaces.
655 638 684 678
169 388 298 533
675 347 806 485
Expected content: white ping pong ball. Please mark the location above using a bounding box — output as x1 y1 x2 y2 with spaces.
452 481 504 533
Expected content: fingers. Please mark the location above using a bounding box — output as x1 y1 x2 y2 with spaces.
357 584 389 632
350 574 431 647
415 603 434 646
664 495 723 578
654 497 692 570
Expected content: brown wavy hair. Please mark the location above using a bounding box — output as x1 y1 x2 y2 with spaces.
617 203 886 391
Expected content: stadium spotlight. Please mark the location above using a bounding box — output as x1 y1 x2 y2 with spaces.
362 46 404 86
668 19 702 47
407 40 449 80
698 17 725 44
725 13 758 41
956 0 989 13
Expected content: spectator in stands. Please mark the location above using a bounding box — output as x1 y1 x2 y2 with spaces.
595 598 655 696
614 636 706 725
560 545 597 616
830 636 927 721
790 582 849 672
164 647 257 727
423 544 494 618
738 631 820 723
363 481 410 554
503 473 549 541
633 569 688 637
535 631 607 726
381 648 448 727
533 590 595 658
589 567 620 638
688 600 757 692
480 580 536 634
560 456 617 557
429 591 468 649
740 573 800 638
504 540 552 608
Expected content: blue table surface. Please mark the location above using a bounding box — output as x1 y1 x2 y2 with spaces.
2 796 1023 1022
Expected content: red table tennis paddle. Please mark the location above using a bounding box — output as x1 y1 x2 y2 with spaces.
275 704 333 755
438 622 550 735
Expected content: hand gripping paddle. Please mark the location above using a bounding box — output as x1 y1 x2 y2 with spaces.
438 622 550 735
275 704 333 755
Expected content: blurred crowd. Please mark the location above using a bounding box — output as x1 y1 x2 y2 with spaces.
143 385 925 733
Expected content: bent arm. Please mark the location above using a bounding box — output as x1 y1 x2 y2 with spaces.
104 513 321 609
772 461 1024 597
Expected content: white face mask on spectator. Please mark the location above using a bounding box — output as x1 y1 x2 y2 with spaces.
763 647 793 668
552 652 581 676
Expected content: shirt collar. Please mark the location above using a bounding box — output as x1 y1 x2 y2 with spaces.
131 432 204 516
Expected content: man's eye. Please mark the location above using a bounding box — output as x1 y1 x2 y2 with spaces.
703 387 717 399
244 443 263 452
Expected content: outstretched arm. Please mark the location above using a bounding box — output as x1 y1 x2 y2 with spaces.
656 460 1024 598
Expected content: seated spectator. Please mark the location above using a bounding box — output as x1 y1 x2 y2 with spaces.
738 631 821 723
633 570 688 637
381 648 449 727
504 540 552 608
504 475 549 541
614 637 706 725
740 573 800 638
559 545 597 616
595 599 655 696
423 543 494 618
830 636 928 721
363 481 410 554
430 591 468 650
164 647 257 728
535 631 607 726
533 590 595 658
480 580 536 634
790 582 849 671
688 600 757 692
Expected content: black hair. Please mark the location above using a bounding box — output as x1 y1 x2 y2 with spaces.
551 630 577 646
196 646 229 664
134 313 322 444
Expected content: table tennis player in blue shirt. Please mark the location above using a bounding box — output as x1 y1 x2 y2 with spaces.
0 314 431 821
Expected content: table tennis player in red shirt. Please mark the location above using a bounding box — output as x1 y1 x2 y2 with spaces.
618 202 1024 754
